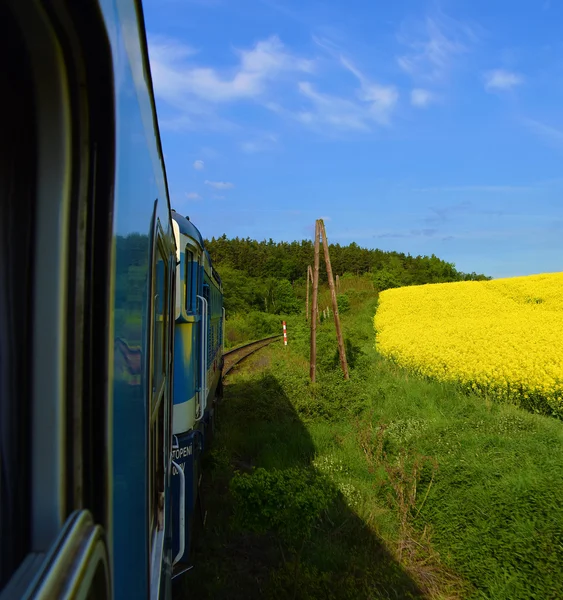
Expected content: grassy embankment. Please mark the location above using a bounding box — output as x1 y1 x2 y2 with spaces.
177 280 563 600
223 310 288 348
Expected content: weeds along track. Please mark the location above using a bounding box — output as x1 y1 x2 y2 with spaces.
223 335 283 377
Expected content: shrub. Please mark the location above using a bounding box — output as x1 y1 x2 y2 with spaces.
225 311 287 347
230 467 336 546
336 294 350 314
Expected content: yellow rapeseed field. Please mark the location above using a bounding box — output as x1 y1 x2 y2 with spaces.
374 272 563 417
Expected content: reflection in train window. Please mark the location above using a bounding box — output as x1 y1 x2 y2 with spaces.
150 233 168 537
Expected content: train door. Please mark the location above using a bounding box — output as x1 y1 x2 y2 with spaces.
149 225 173 598
203 281 211 398
164 243 176 594
169 229 204 574
192 250 204 424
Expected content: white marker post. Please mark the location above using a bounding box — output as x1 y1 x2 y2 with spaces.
282 321 288 346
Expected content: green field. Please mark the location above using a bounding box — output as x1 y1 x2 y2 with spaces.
176 289 563 599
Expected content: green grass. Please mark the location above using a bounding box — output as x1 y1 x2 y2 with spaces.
224 310 292 348
176 296 563 599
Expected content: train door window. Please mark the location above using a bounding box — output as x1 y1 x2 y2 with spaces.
212 288 216 352
169 252 176 419
183 245 207 316
213 288 217 348
185 247 194 314
196 257 201 301
219 299 223 346
203 283 211 366
210 287 214 356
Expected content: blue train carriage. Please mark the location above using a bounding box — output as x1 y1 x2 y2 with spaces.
0 0 183 599
170 212 224 574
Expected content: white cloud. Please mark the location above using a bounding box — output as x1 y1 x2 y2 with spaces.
304 39 397 131
147 34 315 131
522 118 563 148
149 32 398 135
293 52 398 132
484 69 524 92
295 76 397 131
148 34 313 106
158 112 236 133
297 83 370 131
193 159 205 170
397 15 476 81
185 192 202 200
339 57 398 115
213 195 226 200
205 180 235 189
410 88 435 107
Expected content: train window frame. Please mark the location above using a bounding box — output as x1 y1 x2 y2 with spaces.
183 241 202 318
185 246 194 315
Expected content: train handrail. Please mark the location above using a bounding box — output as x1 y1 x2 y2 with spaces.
171 434 185 566
195 295 208 420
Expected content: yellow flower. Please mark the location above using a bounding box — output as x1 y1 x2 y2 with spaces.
374 272 563 415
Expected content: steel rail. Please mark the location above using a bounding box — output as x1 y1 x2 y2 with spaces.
222 335 283 377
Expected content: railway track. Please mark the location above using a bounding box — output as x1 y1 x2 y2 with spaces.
222 334 283 377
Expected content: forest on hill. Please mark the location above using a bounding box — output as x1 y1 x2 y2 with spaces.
205 234 490 316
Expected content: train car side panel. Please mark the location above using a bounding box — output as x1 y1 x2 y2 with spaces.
170 214 223 571
96 0 177 597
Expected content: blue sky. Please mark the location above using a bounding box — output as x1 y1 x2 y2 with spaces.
143 0 563 278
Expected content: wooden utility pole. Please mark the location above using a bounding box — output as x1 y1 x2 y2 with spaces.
336 274 340 294
306 267 309 322
306 265 313 321
320 220 349 380
309 222 321 382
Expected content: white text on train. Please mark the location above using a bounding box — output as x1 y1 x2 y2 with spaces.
172 462 186 476
172 446 192 459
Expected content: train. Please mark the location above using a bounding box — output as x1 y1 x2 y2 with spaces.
0 0 223 598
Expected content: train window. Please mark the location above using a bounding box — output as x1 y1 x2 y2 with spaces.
185 248 194 313
185 247 202 315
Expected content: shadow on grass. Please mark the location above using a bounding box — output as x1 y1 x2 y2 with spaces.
173 372 424 600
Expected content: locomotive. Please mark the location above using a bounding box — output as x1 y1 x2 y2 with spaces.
169 212 224 577
0 0 223 598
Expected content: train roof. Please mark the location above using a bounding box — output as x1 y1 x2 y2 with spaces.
171 210 204 248
171 211 222 287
